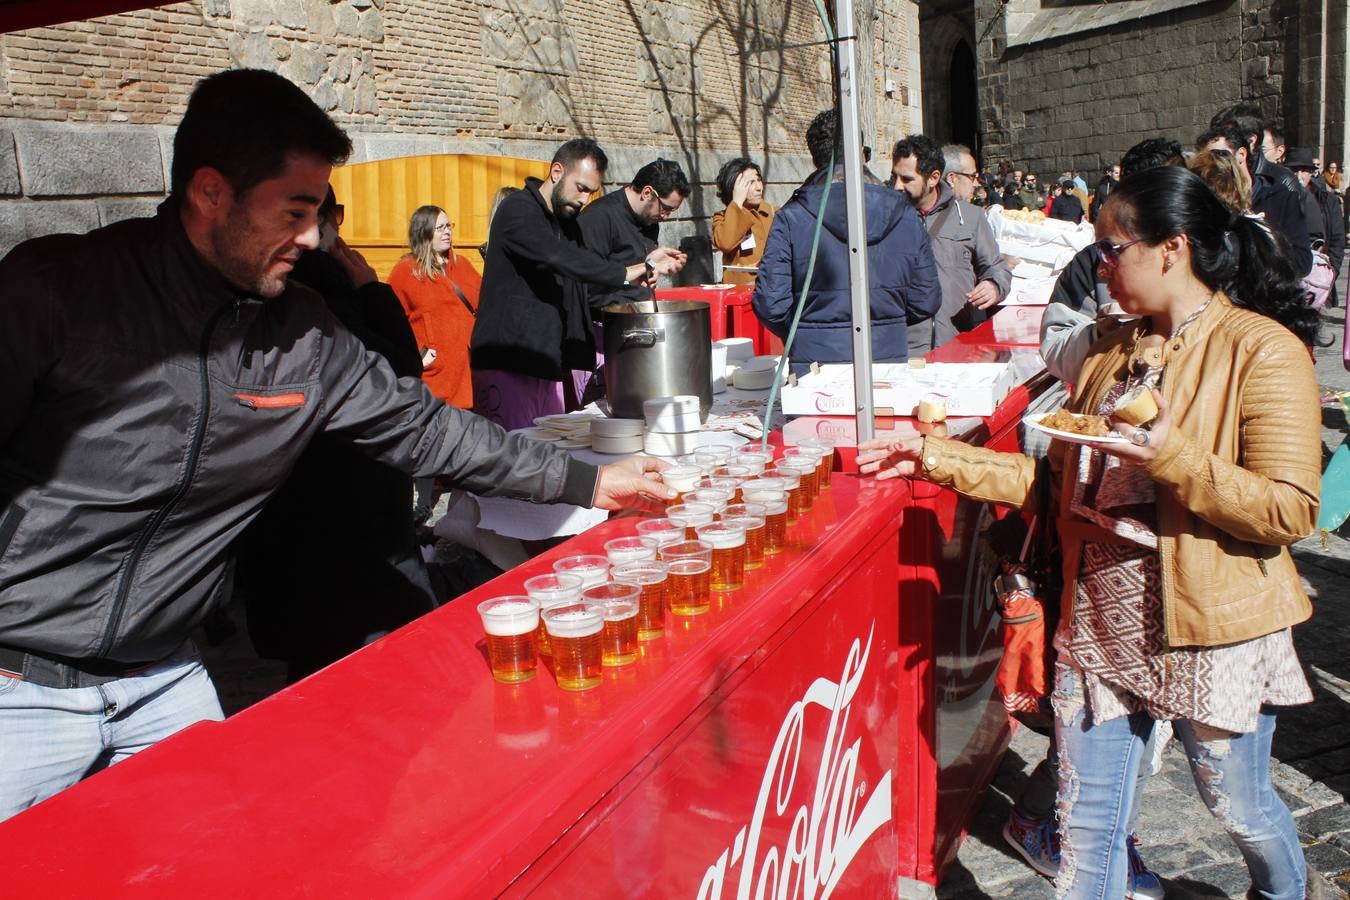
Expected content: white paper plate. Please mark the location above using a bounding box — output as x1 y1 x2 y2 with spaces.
510 427 563 442
1024 412 1127 445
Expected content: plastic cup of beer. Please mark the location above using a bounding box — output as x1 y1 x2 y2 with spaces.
800 438 836 486
660 464 703 503
742 488 789 555
583 582 641 667
696 521 748 592
713 464 755 481
553 554 610 589
660 541 713 616
775 459 816 510
611 560 669 640
767 466 804 523
524 572 584 657
783 446 827 496
779 452 820 499
723 512 766 569
635 517 685 549
477 596 541 684
604 536 658 567
667 502 716 540
542 601 605 691
694 447 732 470
686 488 732 514
733 447 773 475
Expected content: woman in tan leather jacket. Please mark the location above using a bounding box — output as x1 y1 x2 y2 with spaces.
860 166 1320 899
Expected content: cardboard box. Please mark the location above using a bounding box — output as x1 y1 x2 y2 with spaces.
778 362 1017 418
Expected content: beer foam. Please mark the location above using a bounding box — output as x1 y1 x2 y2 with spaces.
668 510 713 528
480 600 539 636
660 465 702 492
697 527 745 549
742 490 788 515
600 600 639 620
544 608 604 638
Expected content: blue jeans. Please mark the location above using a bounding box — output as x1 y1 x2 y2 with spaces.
1052 666 1305 900
0 644 223 822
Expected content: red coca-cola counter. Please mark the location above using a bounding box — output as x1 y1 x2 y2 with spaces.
0 308 1054 897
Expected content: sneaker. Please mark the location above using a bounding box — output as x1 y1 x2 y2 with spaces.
1126 833 1165 900
1002 809 1060 878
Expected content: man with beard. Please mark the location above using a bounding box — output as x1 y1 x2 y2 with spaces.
470 140 685 429
0 70 672 821
891 136 1009 356
578 158 690 309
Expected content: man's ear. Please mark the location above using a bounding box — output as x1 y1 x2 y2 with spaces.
549 161 565 184
184 167 233 220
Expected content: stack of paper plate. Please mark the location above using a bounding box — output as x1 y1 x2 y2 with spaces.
590 417 646 455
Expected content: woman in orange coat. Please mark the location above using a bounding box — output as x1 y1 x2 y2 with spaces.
711 158 776 285
388 205 481 408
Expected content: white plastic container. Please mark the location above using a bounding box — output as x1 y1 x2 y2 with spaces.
591 433 645 455
591 417 646 438
715 337 755 363
711 344 729 395
731 355 781 391
644 395 702 434
644 430 700 457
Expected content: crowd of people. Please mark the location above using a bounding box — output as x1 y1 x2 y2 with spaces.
0 62 1336 900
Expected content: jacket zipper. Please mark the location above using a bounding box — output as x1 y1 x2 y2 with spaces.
97 302 235 657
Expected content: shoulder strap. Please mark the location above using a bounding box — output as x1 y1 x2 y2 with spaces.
445 276 476 318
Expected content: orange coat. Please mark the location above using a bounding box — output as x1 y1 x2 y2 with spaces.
387 254 481 408
711 201 776 285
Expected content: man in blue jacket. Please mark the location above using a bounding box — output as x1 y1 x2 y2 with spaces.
752 110 941 375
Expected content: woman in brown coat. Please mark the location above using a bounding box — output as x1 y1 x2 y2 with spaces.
860 166 1319 899
710 158 776 285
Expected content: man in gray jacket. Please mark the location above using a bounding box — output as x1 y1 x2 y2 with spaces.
0 69 671 821
891 136 1012 356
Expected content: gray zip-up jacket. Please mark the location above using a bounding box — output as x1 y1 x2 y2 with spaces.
908 183 1012 356
0 205 597 666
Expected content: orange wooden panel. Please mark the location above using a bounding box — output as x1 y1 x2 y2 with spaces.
329 154 550 279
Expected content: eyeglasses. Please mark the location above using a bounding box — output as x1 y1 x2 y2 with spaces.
1095 237 1145 267
949 171 979 180
433 222 454 233
652 194 679 216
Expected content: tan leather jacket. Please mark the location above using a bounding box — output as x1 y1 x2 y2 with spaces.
920 294 1319 647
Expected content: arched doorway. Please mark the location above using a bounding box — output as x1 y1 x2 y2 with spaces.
949 39 979 154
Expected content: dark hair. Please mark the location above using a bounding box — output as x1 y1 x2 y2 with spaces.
1210 103 1263 152
891 134 944 178
1266 125 1285 147
1196 124 1246 154
319 185 338 221
631 158 690 199
715 157 762 204
171 69 352 197
1059 180 1074 193
1120 137 1184 178
806 109 840 170
552 137 608 174
1106 166 1317 345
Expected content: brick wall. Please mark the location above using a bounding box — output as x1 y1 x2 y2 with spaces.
0 1 922 261
975 0 1292 179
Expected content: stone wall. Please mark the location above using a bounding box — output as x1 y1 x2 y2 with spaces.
973 0 1346 179
0 0 924 261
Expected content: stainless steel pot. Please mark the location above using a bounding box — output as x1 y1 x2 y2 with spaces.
601 300 712 421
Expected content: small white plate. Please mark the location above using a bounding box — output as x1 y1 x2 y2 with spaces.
1023 412 1128 445
510 427 563 442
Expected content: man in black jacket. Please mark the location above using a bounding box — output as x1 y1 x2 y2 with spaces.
0 70 671 822
579 158 690 310
1206 105 1312 275
470 140 684 430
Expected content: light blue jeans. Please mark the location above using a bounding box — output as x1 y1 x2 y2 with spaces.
1052 666 1305 900
0 644 223 822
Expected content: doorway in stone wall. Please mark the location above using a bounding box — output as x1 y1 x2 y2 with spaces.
950 39 979 155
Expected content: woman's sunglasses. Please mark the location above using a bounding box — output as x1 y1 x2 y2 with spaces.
1095 237 1145 267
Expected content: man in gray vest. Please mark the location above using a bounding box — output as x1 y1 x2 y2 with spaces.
892 136 1011 356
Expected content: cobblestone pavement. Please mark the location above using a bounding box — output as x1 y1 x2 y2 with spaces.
199 298 1350 900
939 297 1350 899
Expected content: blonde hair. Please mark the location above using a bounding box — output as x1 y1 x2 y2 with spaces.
1187 150 1252 214
407 204 447 279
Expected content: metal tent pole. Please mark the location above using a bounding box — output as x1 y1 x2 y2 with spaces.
833 0 877 444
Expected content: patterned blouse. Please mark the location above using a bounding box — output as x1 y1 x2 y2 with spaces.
1057 367 1312 735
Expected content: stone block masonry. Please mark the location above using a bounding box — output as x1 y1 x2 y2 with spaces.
0 0 923 260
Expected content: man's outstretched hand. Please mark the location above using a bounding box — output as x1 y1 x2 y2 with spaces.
593 455 676 512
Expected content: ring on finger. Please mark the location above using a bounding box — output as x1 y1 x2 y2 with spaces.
1129 428 1150 447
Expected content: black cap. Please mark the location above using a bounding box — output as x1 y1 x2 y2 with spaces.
1284 147 1317 171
